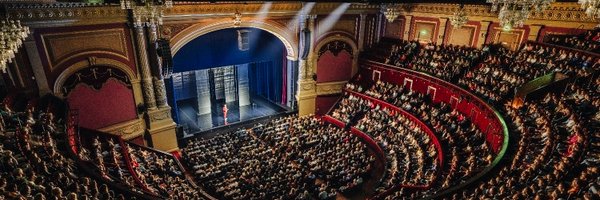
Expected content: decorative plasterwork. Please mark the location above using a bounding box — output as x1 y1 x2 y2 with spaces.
98 118 145 140
53 57 137 98
40 28 130 70
161 23 195 40
149 108 172 123
405 3 596 23
166 2 379 16
316 81 347 95
61 65 132 96
318 40 354 58
5 4 127 26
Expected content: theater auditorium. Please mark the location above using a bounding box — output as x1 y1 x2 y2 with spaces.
0 0 598 199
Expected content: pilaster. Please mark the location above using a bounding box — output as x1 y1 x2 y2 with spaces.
403 15 413 41
24 40 51 95
477 21 492 48
297 78 317 116
438 18 448 45
358 13 367 51
528 24 544 42
147 107 178 152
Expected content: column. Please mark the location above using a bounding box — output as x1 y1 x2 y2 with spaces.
133 24 157 110
147 24 168 108
403 15 412 41
528 25 544 42
24 40 51 96
358 13 367 51
296 15 317 116
375 13 383 43
477 21 492 48
437 18 448 45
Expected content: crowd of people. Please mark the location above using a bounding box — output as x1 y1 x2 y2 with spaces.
330 92 438 192
77 128 202 199
182 115 375 200
367 36 598 199
546 29 600 53
342 81 493 198
381 38 484 81
458 42 597 107
0 97 129 199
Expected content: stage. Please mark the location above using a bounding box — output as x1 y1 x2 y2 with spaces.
177 95 288 137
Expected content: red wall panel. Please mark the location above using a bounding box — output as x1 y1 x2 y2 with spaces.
315 95 341 116
316 50 353 83
67 79 137 129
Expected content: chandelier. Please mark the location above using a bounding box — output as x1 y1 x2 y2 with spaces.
120 0 173 27
578 0 600 19
450 5 469 28
382 4 400 23
487 0 554 30
0 20 30 73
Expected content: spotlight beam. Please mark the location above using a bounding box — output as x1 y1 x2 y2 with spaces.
316 3 351 35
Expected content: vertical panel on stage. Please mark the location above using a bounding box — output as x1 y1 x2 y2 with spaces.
238 64 250 107
195 70 211 115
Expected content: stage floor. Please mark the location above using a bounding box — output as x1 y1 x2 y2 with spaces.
177 96 286 137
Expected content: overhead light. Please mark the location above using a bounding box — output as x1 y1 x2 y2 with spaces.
450 5 469 28
0 20 30 73
487 0 554 30
578 0 600 19
382 4 400 23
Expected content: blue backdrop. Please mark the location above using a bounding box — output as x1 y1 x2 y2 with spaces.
173 28 285 72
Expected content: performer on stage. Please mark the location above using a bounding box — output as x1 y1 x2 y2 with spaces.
222 104 228 125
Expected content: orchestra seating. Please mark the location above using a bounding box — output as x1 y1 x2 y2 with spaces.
182 115 376 199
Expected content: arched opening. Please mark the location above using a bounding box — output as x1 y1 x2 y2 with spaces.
61 65 137 129
167 28 295 135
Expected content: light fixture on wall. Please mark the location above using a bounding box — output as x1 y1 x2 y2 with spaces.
0 19 30 73
487 0 554 30
382 4 400 23
120 0 173 27
578 0 600 19
450 5 469 28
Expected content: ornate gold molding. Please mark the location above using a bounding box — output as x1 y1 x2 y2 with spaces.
404 2 596 23
40 28 130 70
53 57 137 97
149 107 172 123
5 4 127 26
166 2 379 16
98 118 145 140
316 81 347 96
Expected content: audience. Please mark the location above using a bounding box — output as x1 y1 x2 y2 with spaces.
366 36 598 199
183 115 375 200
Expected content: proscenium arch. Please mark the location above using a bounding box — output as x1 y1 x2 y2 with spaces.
170 20 298 60
53 57 138 98
313 33 360 79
